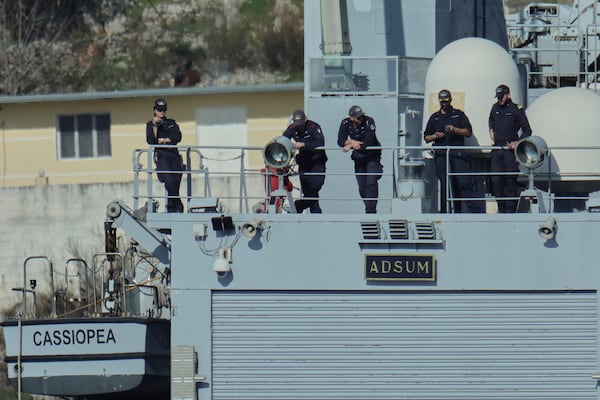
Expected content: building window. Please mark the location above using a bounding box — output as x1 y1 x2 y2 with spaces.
57 113 111 159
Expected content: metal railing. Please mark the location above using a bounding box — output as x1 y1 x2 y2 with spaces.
13 251 169 320
506 16 600 91
132 144 600 215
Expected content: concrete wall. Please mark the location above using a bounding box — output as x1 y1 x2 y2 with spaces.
0 174 270 316
0 183 132 313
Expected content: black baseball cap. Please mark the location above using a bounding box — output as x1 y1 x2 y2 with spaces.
438 89 452 102
349 105 364 118
292 109 306 126
154 98 167 112
495 85 509 100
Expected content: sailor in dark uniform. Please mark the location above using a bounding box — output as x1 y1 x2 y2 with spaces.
488 84 533 213
424 90 482 213
283 109 328 213
146 98 184 213
337 105 383 214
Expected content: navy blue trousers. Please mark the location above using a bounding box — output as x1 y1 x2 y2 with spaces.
435 153 483 213
490 149 519 213
156 154 183 212
296 162 326 213
354 159 382 214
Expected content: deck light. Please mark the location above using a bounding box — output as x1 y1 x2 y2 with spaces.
515 136 548 169
264 136 295 169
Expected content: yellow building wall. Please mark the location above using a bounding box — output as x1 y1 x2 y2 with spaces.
0 89 302 187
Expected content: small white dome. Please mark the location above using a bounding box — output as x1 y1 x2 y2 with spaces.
527 87 600 180
423 38 521 146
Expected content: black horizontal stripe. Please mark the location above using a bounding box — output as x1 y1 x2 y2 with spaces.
0 317 169 327
5 351 169 363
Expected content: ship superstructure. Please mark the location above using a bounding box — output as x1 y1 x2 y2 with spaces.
3 1 600 399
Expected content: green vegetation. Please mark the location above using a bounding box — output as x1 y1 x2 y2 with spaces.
0 0 304 95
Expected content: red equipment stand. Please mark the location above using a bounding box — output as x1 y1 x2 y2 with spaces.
261 166 295 213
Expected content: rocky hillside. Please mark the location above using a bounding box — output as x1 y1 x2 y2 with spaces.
0 0 303 95
0 0 572 96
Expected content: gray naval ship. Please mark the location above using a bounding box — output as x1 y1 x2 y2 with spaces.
3 1 600 399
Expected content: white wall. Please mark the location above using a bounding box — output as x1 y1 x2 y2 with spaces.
0 183 132 314
196 105 248 173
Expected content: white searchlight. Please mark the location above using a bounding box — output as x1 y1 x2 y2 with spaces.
514 136 552 213
515 136 548 169
263 136 295 169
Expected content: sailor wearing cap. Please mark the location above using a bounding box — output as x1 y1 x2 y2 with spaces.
488 84 533 213
337 105 383 214
146 98 184 212
282 109 328 213
424 90 482 213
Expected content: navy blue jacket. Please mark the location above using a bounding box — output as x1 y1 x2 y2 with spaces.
423 107 472 148
283 120 328 167
488 100 532 146
337 115 381 161
146 117 182 157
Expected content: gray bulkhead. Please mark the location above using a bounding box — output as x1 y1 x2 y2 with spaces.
305 0 508 214
165 211 600 399
157 1 600 399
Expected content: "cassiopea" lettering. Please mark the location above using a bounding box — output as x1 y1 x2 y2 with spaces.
32 328 116 346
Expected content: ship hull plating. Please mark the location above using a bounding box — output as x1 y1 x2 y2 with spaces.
1 318 169 398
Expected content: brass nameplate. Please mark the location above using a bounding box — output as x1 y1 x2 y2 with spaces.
365 254 436 281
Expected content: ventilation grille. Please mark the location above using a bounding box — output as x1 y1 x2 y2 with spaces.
359 220 440 242
172 345 197 400
388 220 409 240
360 221 381 240
415 222 436 240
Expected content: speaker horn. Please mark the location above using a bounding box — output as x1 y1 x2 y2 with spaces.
263 136 295 169
241 220 262 238
538 217 557 240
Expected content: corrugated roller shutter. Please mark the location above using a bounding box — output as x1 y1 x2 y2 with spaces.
212 291 597 400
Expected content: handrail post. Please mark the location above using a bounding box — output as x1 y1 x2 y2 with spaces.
186 147 192 211
17 311 22 400
22 256 54 319
147 148 154 213
239 149 248 213
64 258 90 317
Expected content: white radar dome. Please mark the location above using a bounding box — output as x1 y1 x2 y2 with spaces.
527 87 600 182
423 38 521 147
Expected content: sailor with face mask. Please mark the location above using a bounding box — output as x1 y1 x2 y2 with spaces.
424 89 482 213
488 84 533 213
283 109 328 213
146 98 184 213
